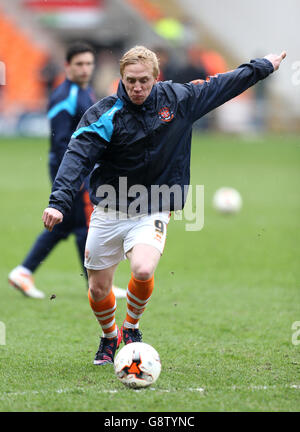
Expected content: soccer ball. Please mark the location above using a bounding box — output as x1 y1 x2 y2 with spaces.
213 187 242 214
114 342 161 388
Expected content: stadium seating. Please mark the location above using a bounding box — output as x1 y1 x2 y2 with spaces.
0 8 48 113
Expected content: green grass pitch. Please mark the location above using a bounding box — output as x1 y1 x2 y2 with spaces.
0 133 299 412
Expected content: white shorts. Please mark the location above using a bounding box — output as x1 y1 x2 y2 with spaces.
84 207 170 270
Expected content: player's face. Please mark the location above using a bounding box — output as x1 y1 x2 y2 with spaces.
66 52 95 87
122 62 157 105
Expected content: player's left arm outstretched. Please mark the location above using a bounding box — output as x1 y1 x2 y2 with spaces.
185 50 286 121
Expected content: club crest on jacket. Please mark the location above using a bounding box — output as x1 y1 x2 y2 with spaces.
158 106 174 122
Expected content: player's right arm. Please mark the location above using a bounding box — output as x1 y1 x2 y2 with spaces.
42 104 108 230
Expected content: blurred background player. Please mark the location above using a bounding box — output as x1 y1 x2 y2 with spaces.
8 41 126 300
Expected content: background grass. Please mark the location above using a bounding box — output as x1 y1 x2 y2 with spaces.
0 133 299 412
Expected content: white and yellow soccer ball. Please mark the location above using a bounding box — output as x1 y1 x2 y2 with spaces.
213 187 242 214
114 342 161 388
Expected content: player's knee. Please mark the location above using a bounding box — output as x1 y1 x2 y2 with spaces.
132 263 154 281
88 277 112 301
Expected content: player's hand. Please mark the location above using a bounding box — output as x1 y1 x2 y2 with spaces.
264 51 286 71
42 207 63 232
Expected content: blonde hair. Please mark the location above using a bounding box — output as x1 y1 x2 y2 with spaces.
120 45 160 79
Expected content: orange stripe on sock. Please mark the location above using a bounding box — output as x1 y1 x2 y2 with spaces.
127 303 144 316
88 289 116 336
128 274 154 300
88 289 115 312
125 274 154 328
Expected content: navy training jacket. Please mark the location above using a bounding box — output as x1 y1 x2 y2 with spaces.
47 78 95 177
49 58 274 215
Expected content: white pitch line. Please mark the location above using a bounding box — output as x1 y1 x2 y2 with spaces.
0 384 299 399
231 384 300 391
0 387 119 399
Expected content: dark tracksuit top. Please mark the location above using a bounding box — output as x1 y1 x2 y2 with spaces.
48 58 274 216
